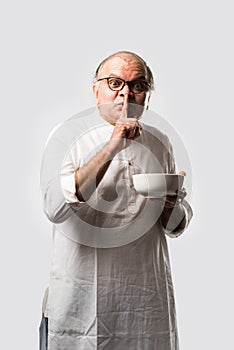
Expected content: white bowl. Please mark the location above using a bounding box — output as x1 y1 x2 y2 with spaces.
132 173 184 198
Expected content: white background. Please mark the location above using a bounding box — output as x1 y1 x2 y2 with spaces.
1 0 233 348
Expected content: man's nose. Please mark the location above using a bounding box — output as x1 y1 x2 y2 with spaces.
119 83 133 98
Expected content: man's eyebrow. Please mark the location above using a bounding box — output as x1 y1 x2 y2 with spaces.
108 74 147 81
131 75 147 81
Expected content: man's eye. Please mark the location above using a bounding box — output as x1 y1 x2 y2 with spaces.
109 79 122 88
133 82 145 90
132 81 149 93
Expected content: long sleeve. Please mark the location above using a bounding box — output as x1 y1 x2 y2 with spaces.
163 199 193 238
162 135 193 238
42 177 74 224
40 121 84 224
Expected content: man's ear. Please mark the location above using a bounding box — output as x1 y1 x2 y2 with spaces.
146 93 151 110
93 84 99 104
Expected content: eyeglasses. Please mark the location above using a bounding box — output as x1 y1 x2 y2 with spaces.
96 77 150 94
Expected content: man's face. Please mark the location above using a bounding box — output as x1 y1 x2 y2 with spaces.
93 55 150 123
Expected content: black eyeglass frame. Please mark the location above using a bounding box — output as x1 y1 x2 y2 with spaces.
96 77 151 94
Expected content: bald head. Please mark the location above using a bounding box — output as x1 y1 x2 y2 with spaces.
94 51 154 91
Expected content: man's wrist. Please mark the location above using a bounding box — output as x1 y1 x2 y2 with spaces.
161 203 186 232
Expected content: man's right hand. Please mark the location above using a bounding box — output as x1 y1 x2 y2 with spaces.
109 95 142 150
113 118 142 139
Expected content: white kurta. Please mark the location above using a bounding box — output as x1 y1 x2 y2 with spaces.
41 111 192 350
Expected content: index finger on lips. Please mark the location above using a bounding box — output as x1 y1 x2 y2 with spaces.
120 95 128 120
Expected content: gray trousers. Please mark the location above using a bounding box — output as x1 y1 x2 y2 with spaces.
39 315 48 350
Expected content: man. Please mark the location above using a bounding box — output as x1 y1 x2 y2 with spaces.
40 51 193 349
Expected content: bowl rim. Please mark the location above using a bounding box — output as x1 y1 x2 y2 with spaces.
132 173 184 177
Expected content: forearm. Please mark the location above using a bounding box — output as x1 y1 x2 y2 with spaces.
75 117 141 201
75 140 118 201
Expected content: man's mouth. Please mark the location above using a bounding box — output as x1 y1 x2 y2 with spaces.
114 102 124 109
